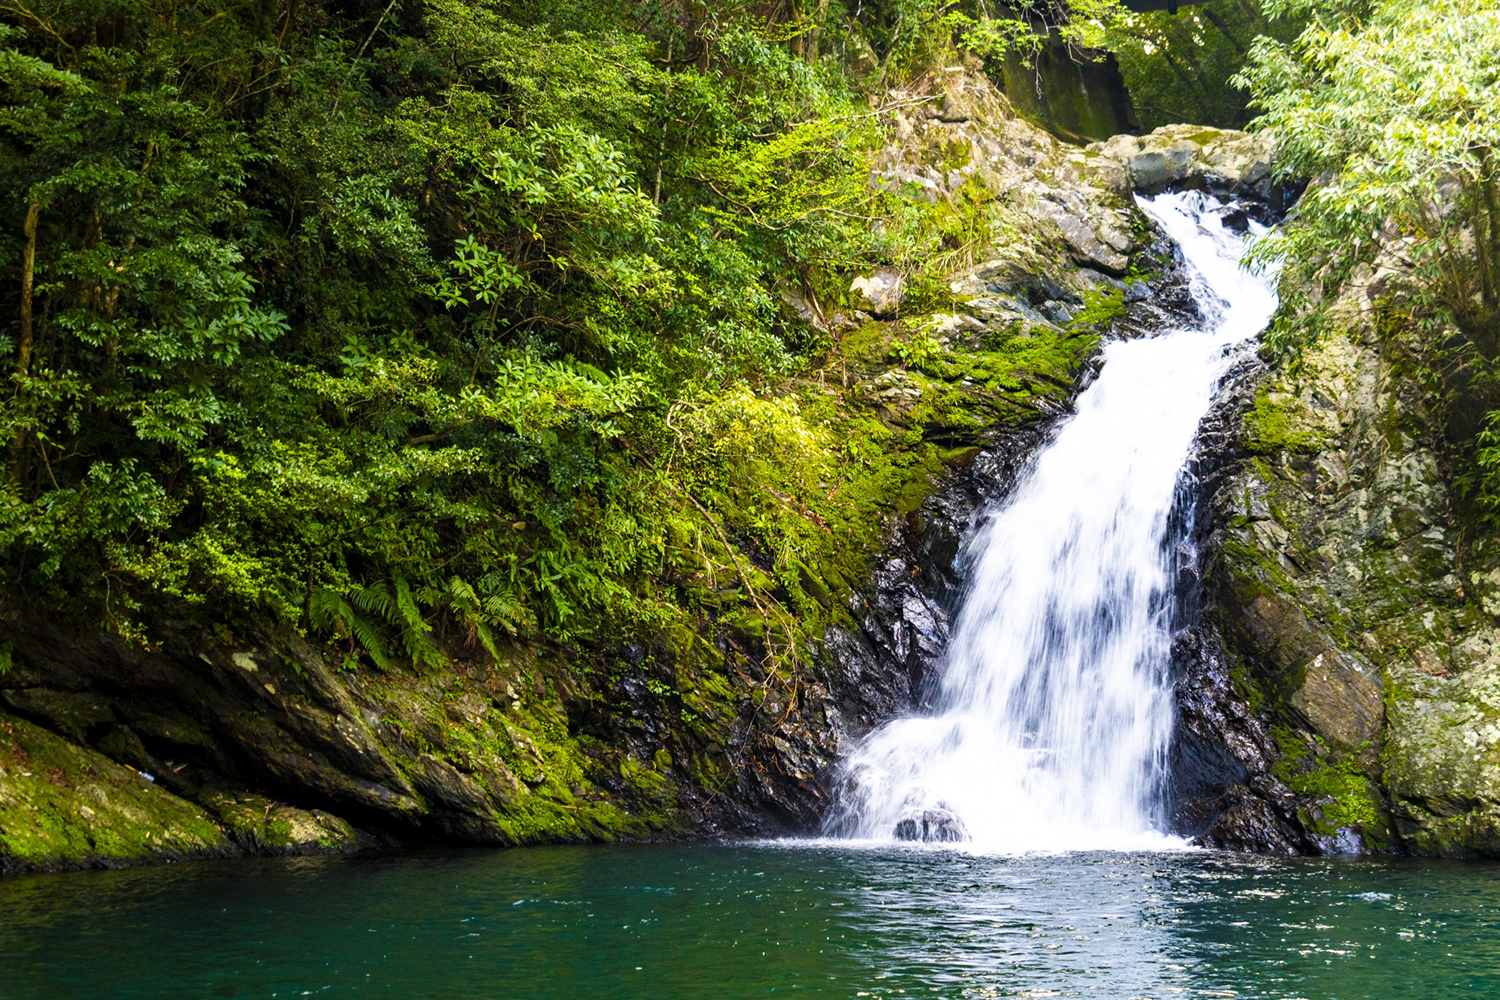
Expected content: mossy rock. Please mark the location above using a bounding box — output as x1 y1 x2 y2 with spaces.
197 787 361 854
0 711 232 873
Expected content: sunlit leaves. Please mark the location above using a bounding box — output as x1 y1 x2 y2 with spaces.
1238 0 1500 359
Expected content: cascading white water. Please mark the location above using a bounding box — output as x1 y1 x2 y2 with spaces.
829 191 1280 851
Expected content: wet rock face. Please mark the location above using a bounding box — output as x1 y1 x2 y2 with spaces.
1180 261 1500 857
0 639 377 875
0 711 235 875
0 616 732 873
1198 784 1310 855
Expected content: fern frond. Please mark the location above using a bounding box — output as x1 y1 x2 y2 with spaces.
307 587 346 631
393 575 429 635
347 608 391 672
472 621 502 662
348 581 397 622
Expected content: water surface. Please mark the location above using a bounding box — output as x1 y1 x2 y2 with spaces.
3 843 1497 998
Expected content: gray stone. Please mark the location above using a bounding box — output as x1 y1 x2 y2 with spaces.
1037 195 1131 275
851 268 906 317
894 806 968 842
1288 649 1384 753
1089 125 1277 197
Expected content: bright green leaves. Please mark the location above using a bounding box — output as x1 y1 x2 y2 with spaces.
0 456 183 637
1238 0 1500 360
399 87 674 372
308 346 646 442
319 174 430 269
692 114 873 243
1471 410 1500 522
439 237 523 309
1259 0 1374 22
406 358 649 441
113 248 288 368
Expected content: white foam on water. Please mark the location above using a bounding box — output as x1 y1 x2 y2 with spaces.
826 191 1279 852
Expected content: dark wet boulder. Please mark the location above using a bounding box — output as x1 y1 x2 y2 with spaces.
894 807 969 843
1197 784 1309 855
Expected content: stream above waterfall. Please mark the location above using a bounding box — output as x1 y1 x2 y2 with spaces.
829 191 1279 850
4 843 1498 999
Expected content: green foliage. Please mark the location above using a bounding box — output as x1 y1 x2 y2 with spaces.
1106 1 1304 130
1067 286 1125 332
892 330 944 368
962 0 1129 58
1232 0 1500 536
1243 386 1323 454
1238 0 1500 364
1470 409 1500 522
1272 732 1380 832
0 0 1163 700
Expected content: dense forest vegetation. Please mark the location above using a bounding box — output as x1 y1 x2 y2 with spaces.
0 0 955 665
1 0 1497 674
1237 0 1500 521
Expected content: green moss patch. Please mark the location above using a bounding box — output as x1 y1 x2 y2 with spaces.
0 711 231 872
1272 730 1383 838
198 787 360 854
1244 387 1326 454
359 654 689 845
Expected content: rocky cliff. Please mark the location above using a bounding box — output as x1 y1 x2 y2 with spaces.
1174 248 1500 857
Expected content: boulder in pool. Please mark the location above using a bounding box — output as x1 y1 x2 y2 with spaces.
894 808 969 843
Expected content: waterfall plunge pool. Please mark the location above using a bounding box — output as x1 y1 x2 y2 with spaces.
10 198 1493 999
3 843 1498 998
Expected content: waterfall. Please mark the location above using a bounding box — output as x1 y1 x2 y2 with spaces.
828 191 1280 851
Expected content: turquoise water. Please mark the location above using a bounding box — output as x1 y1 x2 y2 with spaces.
2 843 1497 999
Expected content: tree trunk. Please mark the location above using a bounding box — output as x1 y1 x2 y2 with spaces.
12 200 41 484
1201 9 1247 55
1472 193 1496 310
1482 149 1500 313
806 0 829 65
17 201 40 376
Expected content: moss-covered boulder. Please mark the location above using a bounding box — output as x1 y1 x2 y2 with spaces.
0 710 230 873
